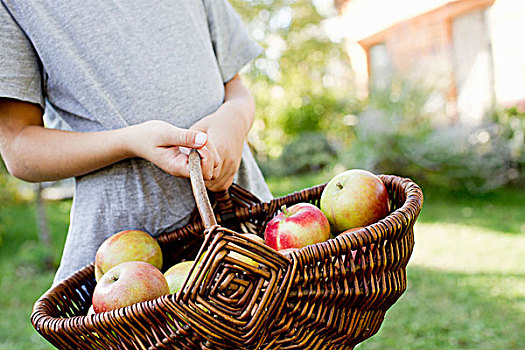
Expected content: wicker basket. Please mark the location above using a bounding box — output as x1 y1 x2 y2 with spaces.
31 151 423 349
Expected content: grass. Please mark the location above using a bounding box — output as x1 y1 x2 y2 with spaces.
357 185 525 350
0 173 524 349
0 200 70 350
357 224 525 350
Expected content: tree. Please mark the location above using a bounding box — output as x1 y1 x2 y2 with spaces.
230 0 358 161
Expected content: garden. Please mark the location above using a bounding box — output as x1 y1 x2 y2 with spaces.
1 1 525 349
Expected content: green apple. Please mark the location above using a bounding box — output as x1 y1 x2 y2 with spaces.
164 261 196 294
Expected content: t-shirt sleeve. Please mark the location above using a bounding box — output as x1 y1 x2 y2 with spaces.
204 0 263 83
0 4 44 108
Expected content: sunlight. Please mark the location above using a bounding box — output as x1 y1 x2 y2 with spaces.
411 222 525 274
326 0 451 42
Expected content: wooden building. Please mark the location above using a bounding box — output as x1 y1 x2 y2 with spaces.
333 0 525 124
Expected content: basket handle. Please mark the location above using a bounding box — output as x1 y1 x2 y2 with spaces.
188 149 217 229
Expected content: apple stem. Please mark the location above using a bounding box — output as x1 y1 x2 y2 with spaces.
281 205 290 218
336 181 344 190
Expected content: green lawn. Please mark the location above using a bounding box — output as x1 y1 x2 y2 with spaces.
0 173 524 349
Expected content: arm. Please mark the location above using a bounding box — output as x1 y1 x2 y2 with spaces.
0 98 216 182
190 74 256 191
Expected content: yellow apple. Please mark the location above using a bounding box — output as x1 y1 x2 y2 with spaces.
95 230 163 281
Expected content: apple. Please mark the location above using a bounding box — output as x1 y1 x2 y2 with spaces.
92 261 169 313
95 230 163 281
86 305 95 316
320 169 389 233
264 203 331 250
164 261 196 294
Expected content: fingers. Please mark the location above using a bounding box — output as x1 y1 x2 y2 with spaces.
150 121 243 191
179 144 219 181
211 162 221 181
153 149 191 178
196 146 216 181
162 126 207 149
133 121 223 180
161 125 215 179
157 147 214 180
206 177 232 192
205 172 233 192
205 157 240 192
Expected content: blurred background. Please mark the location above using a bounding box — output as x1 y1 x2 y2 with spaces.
1 0 524 349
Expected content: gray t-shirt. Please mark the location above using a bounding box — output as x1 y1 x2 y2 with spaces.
0 0 272 284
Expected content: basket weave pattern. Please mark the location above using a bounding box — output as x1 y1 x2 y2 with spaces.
31 175 423 349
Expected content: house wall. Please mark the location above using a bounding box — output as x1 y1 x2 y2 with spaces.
488 0 525 107
361 6 458 121
452 8 494 124
340 0 505 123
378 12 455 94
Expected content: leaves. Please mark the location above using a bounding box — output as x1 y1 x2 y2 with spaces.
230 0 355 158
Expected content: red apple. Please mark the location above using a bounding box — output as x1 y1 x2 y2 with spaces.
320 169 389 233
264 203 331 250
92 261 169 313
95 230 163 281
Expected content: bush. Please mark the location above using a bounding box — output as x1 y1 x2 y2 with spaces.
279 94 355 138
255 91 359 178
258 131 337 177
340 85 523 194
491 106 525 182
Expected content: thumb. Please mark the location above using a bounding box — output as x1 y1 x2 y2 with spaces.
167 128 208 148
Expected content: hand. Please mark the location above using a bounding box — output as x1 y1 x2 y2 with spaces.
190 111 246 191
189 74 255 192
127 120 218 180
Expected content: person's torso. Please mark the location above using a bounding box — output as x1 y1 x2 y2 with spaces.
4 0 226 131
4 0 232 236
